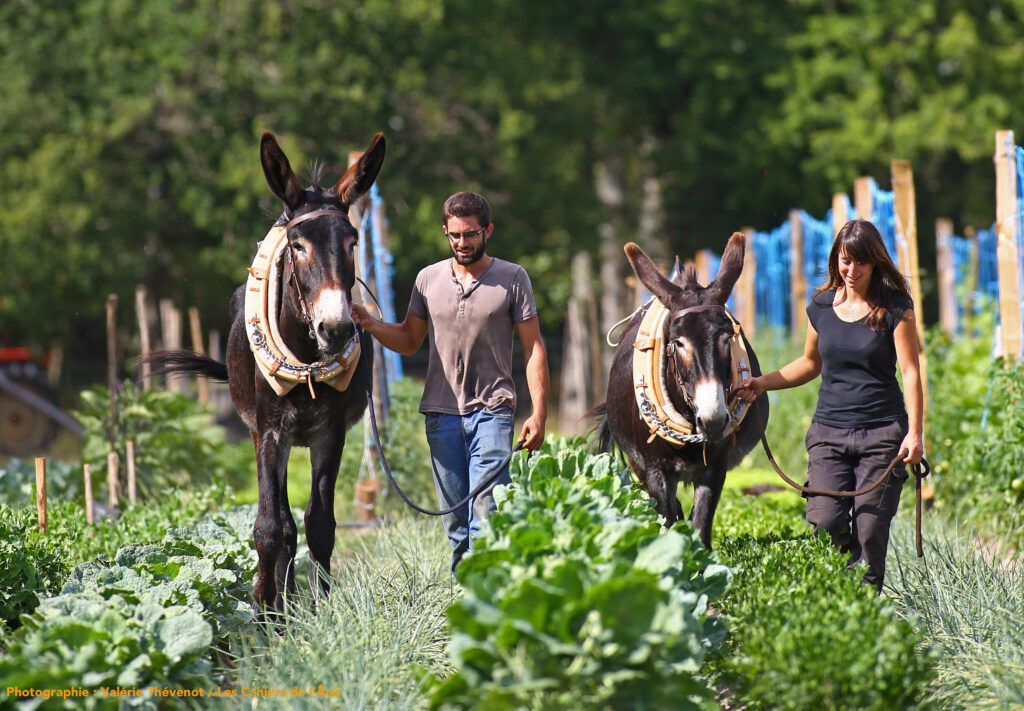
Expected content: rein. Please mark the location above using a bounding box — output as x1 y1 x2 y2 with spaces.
750 399 930 558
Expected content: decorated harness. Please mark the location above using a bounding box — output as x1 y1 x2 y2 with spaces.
632 299 752 446
243 211 361 397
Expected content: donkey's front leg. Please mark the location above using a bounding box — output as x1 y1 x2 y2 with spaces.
306 432 344 595
252 428 293 614
690 462 727 550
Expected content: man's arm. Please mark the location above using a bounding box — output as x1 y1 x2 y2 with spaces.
351 304 428 357
515 315 549 451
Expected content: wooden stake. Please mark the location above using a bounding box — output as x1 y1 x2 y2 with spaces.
935 218 957 337
994 130 1022 364
737 230 757 336
854 177 873 222
789 210 807 342
83 462 94 526
160 299 182 391
35 457 47 532
136 286 152 389
107 449 119 508
891 159 929 432
126 440 137 504
831 193 849 236
188 307 209 404
106 294 118 446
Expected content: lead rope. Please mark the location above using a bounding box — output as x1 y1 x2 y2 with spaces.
354 320 527 517
751 399 930 557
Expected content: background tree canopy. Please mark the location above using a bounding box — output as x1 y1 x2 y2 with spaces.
2 0 1021 388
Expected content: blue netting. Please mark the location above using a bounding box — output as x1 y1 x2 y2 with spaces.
799 209 833 298
975 222 1000 301
1015 143 1024 360
751 221 791 328
868 178 899 263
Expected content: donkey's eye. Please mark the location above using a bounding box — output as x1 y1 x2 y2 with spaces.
290 242 306 255
718 334 732 356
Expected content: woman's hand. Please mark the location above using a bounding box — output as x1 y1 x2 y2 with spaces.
900 431 924 465
734 376 766 403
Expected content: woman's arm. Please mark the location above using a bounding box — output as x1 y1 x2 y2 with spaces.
893 310 924 464
736 324 822 402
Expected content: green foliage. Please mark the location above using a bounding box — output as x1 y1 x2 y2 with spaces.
0 506 257 708
74 381 250 499
924 309 1024 544
0 458 82 504
427 437 730 710
710 489 936 711
0 486 226 630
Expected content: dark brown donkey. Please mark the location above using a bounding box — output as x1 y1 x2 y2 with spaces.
599 233 769 550
149 132 385 613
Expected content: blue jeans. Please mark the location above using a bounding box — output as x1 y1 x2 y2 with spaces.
424 407 514 571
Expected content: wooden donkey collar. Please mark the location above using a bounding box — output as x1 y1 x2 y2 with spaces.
243 220 360 398
632 299 752 447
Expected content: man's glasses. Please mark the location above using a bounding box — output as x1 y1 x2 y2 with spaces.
445 228 485 241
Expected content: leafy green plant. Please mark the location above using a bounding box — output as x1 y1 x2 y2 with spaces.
0 485 228 630
427 438 731 710
74 381 249 499
0 458 81 505
0 506 258 707
709 488 936 711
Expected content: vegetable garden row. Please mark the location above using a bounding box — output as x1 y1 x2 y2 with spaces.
3 319 1024 709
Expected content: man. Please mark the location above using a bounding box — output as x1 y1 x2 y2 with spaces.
352 191 549 570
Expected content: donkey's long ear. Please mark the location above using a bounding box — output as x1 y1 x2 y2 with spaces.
625 242 678 305
333 133 386 206
706 232 746 304
260 132 304 212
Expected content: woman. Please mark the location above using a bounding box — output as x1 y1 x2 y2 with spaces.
736 219 923 590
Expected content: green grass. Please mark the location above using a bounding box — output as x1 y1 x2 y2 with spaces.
213 518 452 711
887 516 1024 710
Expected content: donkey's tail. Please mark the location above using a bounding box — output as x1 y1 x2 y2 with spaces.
138 350 229 382
584 402 613 453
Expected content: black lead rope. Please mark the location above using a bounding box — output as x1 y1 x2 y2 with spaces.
356 324 526 517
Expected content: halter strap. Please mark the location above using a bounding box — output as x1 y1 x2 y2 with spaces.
281 208 350 337
670 303 728 321
284 207 349 230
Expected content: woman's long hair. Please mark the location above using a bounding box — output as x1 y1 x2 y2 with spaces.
815 219 912 331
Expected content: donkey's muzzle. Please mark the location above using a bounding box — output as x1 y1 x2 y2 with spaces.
316 317 357 355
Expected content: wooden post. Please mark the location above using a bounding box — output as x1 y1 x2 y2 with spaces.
160 299 182 391
106 294 120 505
126 440 137 504
935 218 957 337
695 249 712 287
831 193 849 236
891 159 929 426
107 449 119 508
789 210 807 342
136 286 152 389
994 130 1023 364
587 282 602 405
83 462 94 526
35 457 47 532
737 229 757 336
188 307 209 404
963 225 978 331
560 252 594 435
854 177 873 224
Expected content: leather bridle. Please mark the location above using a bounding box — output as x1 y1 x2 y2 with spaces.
664 303 743 413
280 208 350 340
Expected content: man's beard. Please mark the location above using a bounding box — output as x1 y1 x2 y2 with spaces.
450 238 487 265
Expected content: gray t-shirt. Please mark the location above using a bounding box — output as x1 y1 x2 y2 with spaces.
408 257 538 415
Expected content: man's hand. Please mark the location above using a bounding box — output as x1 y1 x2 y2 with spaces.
517 413 545 452
351 303 375 331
